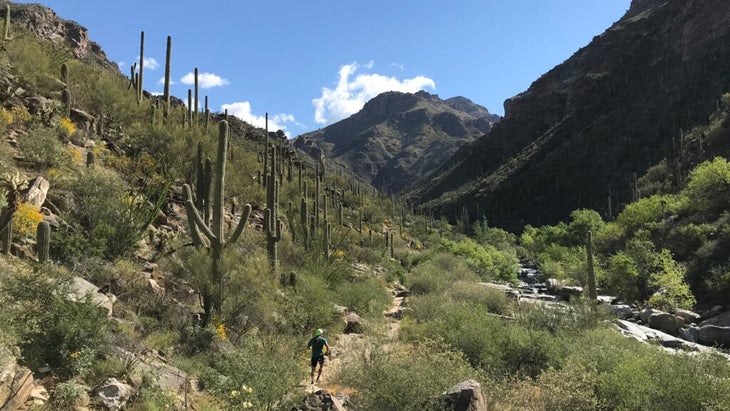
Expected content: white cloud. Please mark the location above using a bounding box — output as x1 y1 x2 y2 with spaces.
312 61 435 124
142 57 159 70
157 77 176 86
391 62 405 71
180 72 230 89
221 101 296 137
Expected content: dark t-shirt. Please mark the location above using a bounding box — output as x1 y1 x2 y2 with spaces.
307 335 328 357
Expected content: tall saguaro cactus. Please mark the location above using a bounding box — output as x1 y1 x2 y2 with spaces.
137 30 144 103
183 121 252 326
36 221 50 263
265 145 282 272
163 35 172 121
2 4 11 45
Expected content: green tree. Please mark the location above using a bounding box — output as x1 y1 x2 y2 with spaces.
683 157 730 215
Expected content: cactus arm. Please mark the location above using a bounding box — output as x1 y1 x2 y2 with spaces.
185 198 216 243
227 203 252 245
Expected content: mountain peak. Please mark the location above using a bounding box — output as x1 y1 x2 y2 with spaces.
295 91 499 193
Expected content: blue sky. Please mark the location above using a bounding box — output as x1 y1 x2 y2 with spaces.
20 1 630 137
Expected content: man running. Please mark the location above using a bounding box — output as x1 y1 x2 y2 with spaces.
306 328 330 384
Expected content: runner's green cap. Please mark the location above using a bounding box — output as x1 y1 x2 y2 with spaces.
315 328 323 336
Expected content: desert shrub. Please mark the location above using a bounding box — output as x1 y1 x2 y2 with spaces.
473 217 517 251
48 380 88 410
220 247 278 336
515 299 611 335
60 167 161 258
339 339 483 411
615 194 675 236
334 275 390 319
511 358 610 411
279 272 338 334
6 34 69 90
665 222 714 259
12 202 43 238
646 249 695 310
448 281 513 316
602 251 641 302
682 157 730 216
3 266 109 378
17 126 74 170
440 237 519 283
198 334 303 410
565 209 605 247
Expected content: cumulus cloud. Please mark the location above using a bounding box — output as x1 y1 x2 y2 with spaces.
157 77 176 86
221 101 297 137
312 61 435 124
180 72 230 89
142 57 159 70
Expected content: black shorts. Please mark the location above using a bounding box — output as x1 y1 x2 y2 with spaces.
311 355 325 368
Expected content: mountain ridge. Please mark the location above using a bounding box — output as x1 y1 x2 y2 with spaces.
294 90 499 194
411 0 730 231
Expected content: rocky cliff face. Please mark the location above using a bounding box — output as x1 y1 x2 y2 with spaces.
294 91 499 194
413 0 730 231
3 1 117 70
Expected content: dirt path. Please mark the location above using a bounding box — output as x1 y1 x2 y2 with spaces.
303 289 406 395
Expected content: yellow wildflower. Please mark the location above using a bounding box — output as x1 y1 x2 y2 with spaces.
58 117 76 136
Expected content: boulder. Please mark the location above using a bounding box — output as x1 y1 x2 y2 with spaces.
344 311 363 334
673 308 701 324
700 305 723 321
648 312 683 336
639 307 660 324
96 378 133 411
300 389 345 411
441 379 487 411
606 304 635 319
558 285 584 301
67 276 116 317
699 310 730 327
678 326 700 343
22 176 50 209
0 358 34 411
698 325 730 348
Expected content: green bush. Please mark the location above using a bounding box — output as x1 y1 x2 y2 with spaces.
279 272 338 333
439 238 519 283
339 339 483 411
198 335 304 410
3 266 110 378
683 157 730 216
334 275 391 319
18 126 75 170
448 281 513 316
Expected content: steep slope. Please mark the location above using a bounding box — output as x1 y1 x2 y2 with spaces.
294 91 499 194
3 0 117 69
412 0 730 231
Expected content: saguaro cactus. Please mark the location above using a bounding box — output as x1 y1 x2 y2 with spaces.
60 63 69 85
182 121 252 326
194 68 199 125
36 221 50 263
586 231 598 301
61 88 71 118
163 35 171 121
300 197 309 250
265 145 282 271
137 30 144 103
0 172 28 254
2 4 11 45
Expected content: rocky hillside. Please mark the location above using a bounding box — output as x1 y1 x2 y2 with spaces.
294 91 499 194
412 0 730 231
1 0 116 70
